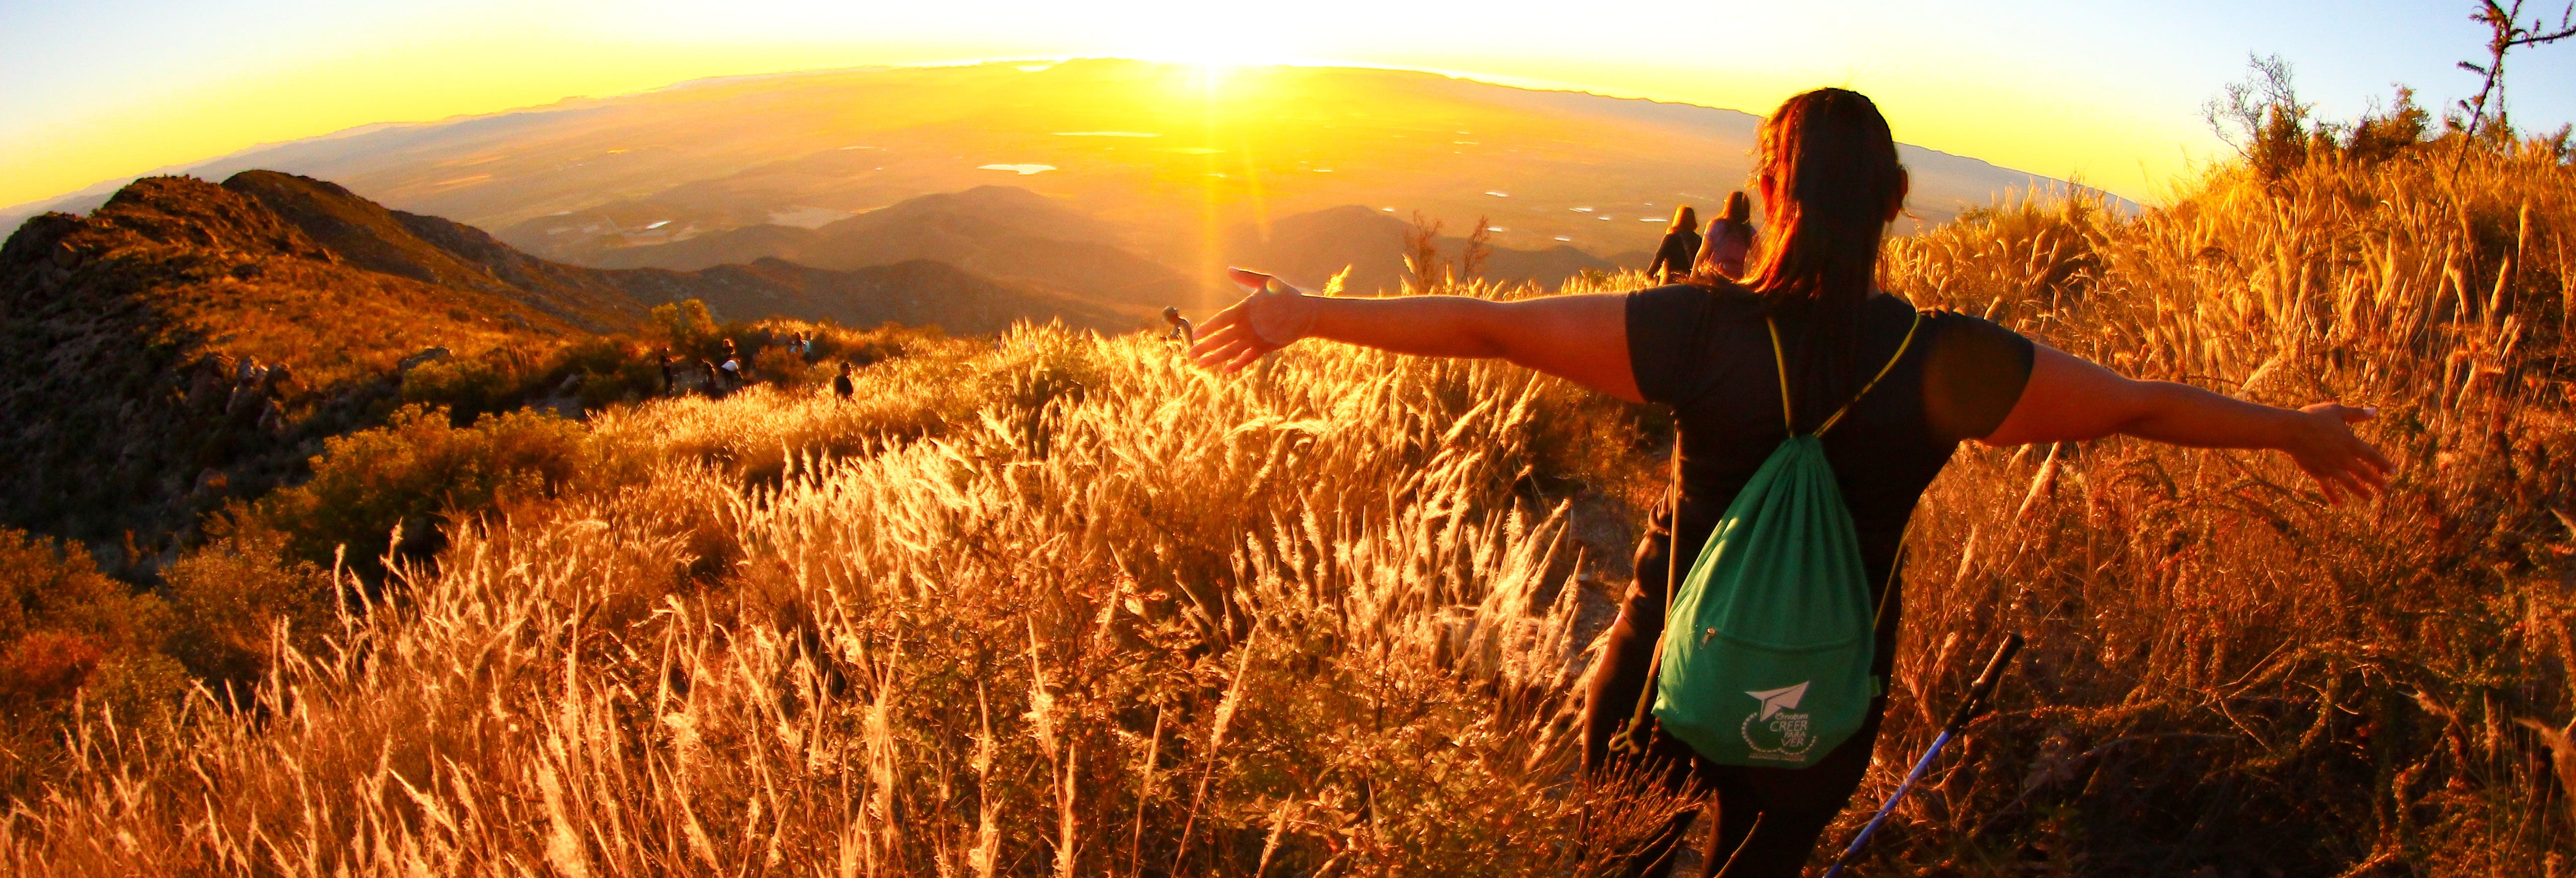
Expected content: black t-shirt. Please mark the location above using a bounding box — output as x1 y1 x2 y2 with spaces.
1648 229 1703 277
1624 282 2034 676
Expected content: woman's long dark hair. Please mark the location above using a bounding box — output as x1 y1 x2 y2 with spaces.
1703 87 1908 429
1667 204 1699 234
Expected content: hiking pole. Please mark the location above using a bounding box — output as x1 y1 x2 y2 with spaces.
1820 632 2022 878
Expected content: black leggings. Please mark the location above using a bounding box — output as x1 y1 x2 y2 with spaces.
1582 592 1887 878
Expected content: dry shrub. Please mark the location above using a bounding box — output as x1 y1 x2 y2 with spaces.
0 530 184 798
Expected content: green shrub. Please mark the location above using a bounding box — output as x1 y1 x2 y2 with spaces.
161 513 336 694
749 346 815 388
552 336 663 408
400 354 521 422
649 299 719 351
256 405 618 574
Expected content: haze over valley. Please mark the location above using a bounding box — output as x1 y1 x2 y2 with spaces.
6 59 2124 315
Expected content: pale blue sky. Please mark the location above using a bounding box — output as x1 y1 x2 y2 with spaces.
2 0 2570 207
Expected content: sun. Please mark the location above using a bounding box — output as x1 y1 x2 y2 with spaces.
1101 8 1296 88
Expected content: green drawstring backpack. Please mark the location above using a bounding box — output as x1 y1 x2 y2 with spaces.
1622 311 1920 769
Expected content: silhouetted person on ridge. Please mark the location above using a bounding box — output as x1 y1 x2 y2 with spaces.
833 362 856 402
1162 307 1195 345
1191 87 2391 878
1647 205 1702 284
658 349 678 396
1699 190 1757 279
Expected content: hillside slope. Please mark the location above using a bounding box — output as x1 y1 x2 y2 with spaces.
0 176 576 555
224 171 653 333
227 172 1130 333
0 171 1132 560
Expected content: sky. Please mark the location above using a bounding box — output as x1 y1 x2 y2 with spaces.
4 0 2573 211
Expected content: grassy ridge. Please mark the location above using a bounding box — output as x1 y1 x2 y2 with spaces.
2 135 2573 875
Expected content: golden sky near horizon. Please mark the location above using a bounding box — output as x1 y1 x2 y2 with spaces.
5 0 2569 211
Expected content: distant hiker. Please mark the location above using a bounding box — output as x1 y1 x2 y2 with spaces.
720 356 743 389
833 362 856 401
1699 190 1757 278
722 337 738 362
699 359 722 397
658 349 677 396
1162 307 1196 345
1191 87 2391 878
254 396 285 435
1647 205 1702 284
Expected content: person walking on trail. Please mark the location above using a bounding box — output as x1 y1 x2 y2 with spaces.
1648 205 1703 284
1700 191 1757 279
833 362 856 402
1163 306 1196 345
1189 87 2391 878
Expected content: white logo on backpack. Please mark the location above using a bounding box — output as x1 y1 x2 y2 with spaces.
1741 682 1816 761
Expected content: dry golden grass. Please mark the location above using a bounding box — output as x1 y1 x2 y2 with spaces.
2 324 1685 876
3 138 2573 876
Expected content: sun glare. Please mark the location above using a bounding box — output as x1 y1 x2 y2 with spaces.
1104 8 1295 92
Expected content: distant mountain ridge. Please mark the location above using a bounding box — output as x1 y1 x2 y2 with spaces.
508 184 1642 300
517 185 1194 314
216 172 1131 335
0 59 2139 309
1231 205 1629 294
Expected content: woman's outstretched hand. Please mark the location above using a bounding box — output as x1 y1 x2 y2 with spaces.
2284 402 2394 504
1191 268 1318 373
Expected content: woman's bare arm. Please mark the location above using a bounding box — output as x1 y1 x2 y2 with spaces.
1189 270 1644 402
1983 344 2394 503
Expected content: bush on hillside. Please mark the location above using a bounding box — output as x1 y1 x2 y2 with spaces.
749 345 818 388
648 299 720 352
547 335 664 408
254 405 628 574
161 513 337 694
398 353 524 422
0 530 185 797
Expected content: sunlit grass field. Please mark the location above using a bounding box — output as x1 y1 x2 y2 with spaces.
5 134 2575 876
